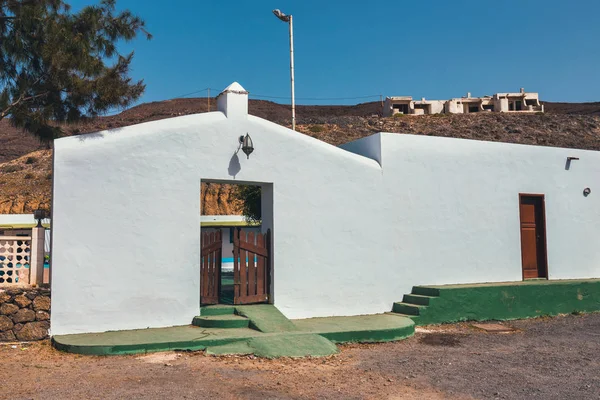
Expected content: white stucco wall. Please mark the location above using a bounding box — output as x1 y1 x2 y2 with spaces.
52 83 600 335
428 101 445 114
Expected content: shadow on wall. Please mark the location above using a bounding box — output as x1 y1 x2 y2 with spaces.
228 152 241 178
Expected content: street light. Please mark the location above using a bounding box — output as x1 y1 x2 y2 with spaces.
272 9 296 131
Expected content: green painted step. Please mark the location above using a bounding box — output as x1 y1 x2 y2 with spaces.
192 314 249 329
200 305 236 316
399 279 600 326
403 293 435 306
392 302 425 316
411 286 441 297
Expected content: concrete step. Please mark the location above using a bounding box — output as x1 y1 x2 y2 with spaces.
403 293 435 306
411 286 441 297
192 314 250 329
200 305 236 316
392 302 425 316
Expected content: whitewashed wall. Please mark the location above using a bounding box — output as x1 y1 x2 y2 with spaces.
52 82 600 335
343 134 600 295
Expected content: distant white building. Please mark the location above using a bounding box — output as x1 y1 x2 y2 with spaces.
384 88 543 116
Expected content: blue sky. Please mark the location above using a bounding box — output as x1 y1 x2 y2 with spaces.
70 0 600 105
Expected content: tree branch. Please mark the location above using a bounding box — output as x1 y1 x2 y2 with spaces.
0 91 49 120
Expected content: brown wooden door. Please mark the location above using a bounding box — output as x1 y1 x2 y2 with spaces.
519 195 548 279
233 229 270 305
201 230 222 305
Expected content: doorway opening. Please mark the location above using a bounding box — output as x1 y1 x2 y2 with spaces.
200 181 273 305
519 194 548 279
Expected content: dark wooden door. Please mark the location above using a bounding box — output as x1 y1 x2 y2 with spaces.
519 195 548 279
201 230 222 305
233 229 270 305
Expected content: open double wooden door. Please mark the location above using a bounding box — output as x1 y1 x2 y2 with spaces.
201 228 271 305
200 230 222 305
233 229 271 304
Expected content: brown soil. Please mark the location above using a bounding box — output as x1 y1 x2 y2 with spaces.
1 313 599 399
1 99 599 213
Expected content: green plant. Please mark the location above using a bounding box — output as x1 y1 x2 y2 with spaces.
308 125 325 133
25 157 37 164
24 173 35 179
233 185 261 224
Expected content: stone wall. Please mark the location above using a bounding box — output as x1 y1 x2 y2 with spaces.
0 287 50 342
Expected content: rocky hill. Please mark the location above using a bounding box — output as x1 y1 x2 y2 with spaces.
1 99 599 214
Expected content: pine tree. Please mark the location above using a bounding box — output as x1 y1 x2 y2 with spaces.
0 0 151 141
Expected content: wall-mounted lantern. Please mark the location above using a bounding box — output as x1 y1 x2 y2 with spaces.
239 133 254 159
33 208 46 228
583 188 591 197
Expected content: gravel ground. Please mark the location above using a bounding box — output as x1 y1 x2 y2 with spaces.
1 313 599 400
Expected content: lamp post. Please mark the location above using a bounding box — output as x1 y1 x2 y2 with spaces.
272 9 296 131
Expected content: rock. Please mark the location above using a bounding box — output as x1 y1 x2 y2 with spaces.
6 288 23 296
12 308 36 323
15 322 49 341
0 303 19 315
0 315 14 331
25 291 39 300
0 291 10 303
0 329 17 341
35 311 50 321
13 295 32 308
13 323 23 332
33 296 50 311
0 330 16 341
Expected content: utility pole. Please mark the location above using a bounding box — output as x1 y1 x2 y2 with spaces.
288 15 296 131
207 88 210 111
273 9 296 131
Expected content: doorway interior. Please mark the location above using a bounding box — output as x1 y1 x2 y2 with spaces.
200 181 273 305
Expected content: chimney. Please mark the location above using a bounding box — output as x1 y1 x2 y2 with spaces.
520 87 525 94
467 92 471 98
217 82 249 120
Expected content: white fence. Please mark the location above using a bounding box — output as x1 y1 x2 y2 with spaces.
0 228 46 286
0 236 32 285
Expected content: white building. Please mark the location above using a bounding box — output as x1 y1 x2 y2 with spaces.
50 82 599 336
384 88 543 116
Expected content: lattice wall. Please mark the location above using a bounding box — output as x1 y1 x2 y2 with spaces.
0 236 31 286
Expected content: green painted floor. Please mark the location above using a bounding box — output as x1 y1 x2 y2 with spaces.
52 310 415 357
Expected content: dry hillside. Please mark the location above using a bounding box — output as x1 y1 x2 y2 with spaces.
1 99 599 214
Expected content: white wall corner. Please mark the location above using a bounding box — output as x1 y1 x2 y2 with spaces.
217 82 249 120
339 133 384 168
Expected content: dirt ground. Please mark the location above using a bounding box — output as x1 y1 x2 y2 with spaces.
1 313 599 400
